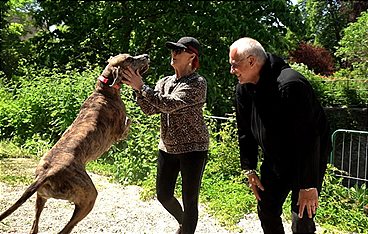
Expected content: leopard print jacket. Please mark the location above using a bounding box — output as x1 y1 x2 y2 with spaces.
136 72 209 154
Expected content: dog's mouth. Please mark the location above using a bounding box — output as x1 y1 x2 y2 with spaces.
132 54 150 75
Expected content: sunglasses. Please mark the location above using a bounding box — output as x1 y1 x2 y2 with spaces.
171 48 188 55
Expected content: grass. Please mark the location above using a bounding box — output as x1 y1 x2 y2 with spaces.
0 141 33 160
0 158 37 186
200 176 257 232
86 160 117 177
0 140 118 186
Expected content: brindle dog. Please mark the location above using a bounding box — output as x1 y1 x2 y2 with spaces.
0 53 149 234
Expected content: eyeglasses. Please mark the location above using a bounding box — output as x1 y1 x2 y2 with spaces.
230 58 245 69
230 55 251 69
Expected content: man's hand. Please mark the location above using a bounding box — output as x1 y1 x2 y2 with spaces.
122 66 144 91
297 188 318 218
247 173 264 201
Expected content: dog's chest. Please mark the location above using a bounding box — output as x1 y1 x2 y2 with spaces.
47 92 128 163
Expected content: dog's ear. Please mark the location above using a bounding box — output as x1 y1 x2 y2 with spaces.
107 54 131 87
109 67 122 88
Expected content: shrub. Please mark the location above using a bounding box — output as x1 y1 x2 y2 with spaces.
200 118 258 230
290 63 367 108
289 42 335 76
0 67 97 145
101 87 160 185
206 116 241 180
317 165 368 233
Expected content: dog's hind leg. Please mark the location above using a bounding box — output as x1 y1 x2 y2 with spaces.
58 173 98 234
58 191 97 234
30 194 47 234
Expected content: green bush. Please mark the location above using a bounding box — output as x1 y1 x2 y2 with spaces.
335 11 368 79
206 116 240 180
291 63 367 107
200 119 258 230
0 84 19 139
100 87 160 185
0 67 97 145
0 66 162 184
317 165 368 233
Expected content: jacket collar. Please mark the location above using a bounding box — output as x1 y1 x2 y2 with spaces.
243 53 290 94
173 72 198 83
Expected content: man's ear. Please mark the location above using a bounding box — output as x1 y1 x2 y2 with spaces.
248 55 256 67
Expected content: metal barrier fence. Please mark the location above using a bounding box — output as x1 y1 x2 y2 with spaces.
330 129 368 188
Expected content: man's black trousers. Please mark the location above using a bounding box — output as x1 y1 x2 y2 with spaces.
257 165 318 234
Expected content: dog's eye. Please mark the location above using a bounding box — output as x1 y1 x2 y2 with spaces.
125 57 134 62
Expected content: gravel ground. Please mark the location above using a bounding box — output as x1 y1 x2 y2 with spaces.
0 159 295 234
0 173 258 234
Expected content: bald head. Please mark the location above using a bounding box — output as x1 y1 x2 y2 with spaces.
230 37 267 65
229 37 268 84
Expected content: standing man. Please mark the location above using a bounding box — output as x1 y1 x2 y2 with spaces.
229 37 331 233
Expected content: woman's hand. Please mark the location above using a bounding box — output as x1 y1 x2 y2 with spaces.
122 66 144 91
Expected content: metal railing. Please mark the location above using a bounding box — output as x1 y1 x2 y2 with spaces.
330 129 368 188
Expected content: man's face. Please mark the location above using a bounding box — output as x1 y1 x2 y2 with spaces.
229 47 253 84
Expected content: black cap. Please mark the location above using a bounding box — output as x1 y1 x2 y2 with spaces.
166 37 200 56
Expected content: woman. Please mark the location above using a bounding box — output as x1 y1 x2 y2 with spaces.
122 36 209 234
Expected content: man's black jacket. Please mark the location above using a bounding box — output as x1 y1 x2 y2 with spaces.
235 53 331 189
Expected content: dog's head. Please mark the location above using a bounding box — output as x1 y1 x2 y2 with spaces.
100 53 150 88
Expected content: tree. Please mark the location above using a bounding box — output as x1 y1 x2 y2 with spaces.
302 0 347 52
297 0 367 66
3 0 304 116
0 0 37 80
335 10 368 77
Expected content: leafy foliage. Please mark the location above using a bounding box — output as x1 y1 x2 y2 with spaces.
0 140 32 159
317 165 368 233
0 0 35 80
335 10 368 77
100 87 160 185
2 0 303 116
290 63 367 108
0 67 97 145
206 117 240 180
201 118 257 230
296 0 367 68
303 0 348 52
289 42 335 75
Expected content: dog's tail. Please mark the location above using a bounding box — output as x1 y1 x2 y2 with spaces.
0 176 46 221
